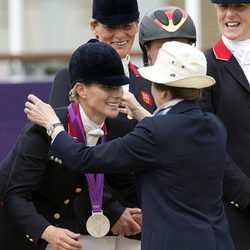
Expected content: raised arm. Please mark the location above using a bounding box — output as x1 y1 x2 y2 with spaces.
120 91 152 121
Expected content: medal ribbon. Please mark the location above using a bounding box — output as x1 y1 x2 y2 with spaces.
68 102 106 212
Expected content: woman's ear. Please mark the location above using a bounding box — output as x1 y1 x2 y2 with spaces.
161 90 166 100
162 89 172 101
75 83 87 99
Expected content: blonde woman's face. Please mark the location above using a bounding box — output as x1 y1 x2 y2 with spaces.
91 22 138 59
216 3 250 40
77 83 123 124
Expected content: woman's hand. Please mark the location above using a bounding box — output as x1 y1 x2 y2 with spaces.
111 208 141 236
24 94 61 128
120 91 151 121
41 225 83 250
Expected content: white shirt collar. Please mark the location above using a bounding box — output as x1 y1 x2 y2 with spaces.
79 105 103 133
222 35 250 65
122 55 130 92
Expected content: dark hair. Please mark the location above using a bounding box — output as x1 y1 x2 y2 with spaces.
153 83 202 101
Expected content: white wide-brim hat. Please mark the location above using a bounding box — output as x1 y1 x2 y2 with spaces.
138 41 215 89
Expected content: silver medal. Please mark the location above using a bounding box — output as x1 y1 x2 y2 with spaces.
86 211 110 238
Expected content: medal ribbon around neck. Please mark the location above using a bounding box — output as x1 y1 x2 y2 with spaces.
68 102 106 213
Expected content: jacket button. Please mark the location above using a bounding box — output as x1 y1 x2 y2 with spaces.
58 159 62 164
54 158 59 162
54 213 61 220
64 199 70 205
75 188 82 193
50 156 54 161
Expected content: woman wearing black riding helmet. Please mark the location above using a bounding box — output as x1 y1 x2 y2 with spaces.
47 0 156 249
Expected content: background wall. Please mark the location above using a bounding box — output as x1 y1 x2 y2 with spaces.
0 0 220 162
0 0 220 78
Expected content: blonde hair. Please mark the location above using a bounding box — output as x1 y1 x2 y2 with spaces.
69 84 81 103
89 18 97 27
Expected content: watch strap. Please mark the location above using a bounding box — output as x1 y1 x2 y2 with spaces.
47 122 63 136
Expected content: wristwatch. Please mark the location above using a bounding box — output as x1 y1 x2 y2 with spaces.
46 122 63 136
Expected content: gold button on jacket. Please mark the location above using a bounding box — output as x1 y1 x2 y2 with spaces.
75 188 82 193
54 213 61 220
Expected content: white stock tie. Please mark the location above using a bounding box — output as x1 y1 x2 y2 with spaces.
87 129 104 147
222 36 250 83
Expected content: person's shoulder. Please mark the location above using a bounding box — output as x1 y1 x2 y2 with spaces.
12 122 50 159
129 62 152 84
137 115 170 130
54 106 68 116
204 47 219 73
204 111 226 132
204 47 214 58
54 67 70 79
129 61 145 79
54 106 69 127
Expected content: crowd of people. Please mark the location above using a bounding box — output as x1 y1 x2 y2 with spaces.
1 0 250 249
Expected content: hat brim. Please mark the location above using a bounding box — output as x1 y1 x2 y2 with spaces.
138 66 215 89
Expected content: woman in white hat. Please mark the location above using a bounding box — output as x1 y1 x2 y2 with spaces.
25 41 235 250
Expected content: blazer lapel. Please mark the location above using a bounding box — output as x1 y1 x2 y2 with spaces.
213 38 250 93
225 56 250 93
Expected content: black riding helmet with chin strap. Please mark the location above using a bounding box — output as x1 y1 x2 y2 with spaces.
139 6 197 66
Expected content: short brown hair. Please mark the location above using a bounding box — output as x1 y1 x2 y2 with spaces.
153 83 202 101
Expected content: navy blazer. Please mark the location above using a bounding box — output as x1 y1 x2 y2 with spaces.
199 39 250 250
0 108 127 249
48 64 156 239
50 101 235 250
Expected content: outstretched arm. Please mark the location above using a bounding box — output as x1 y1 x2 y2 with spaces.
25 94 157 174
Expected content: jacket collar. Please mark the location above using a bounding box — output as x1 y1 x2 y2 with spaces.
128 61 140 77
213 39 250 93
168 100 200 115
213 38 232 61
